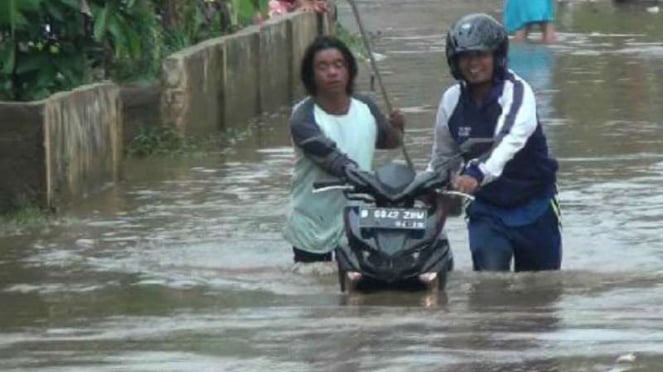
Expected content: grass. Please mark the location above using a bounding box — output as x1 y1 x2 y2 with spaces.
127 126 215 157
0 205 49 228
126 122 260 158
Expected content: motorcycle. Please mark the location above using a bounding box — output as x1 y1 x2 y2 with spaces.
313 163 470 292
312 139 490 293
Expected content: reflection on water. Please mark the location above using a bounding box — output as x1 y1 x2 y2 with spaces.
508 42 556 118
1 0 663 370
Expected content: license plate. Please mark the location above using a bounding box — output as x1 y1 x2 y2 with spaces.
358 207 428 230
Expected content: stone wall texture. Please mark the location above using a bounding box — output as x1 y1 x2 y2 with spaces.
259 16 292 113
161 11 322 133
290 12 319 99
121 83 162 145
161 38 227 134
0 102 47 211
43 83 122 209
0 83 122 212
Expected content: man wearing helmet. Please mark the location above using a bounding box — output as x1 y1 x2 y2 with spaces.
428 13 561 272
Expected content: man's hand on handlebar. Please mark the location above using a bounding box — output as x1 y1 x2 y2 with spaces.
342 165 367 187
452 175 479 195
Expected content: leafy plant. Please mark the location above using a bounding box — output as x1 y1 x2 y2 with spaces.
336 22 368 59
127 125 220 157
90 0 164 81
0 0 269 101
229 0 268 27
127 125 187 157
0 204 48 227
0 0 92 100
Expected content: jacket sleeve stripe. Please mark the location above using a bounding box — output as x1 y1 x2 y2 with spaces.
478 78 537 184
500 79 524 136
428 87 462 173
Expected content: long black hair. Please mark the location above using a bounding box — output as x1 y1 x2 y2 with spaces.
300 35 358 96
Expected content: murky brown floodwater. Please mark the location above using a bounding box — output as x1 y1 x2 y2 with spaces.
2 0 663 370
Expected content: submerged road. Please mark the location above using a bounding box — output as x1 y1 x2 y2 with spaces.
1 0 663 370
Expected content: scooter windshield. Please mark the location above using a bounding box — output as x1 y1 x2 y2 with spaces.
353 163 446 203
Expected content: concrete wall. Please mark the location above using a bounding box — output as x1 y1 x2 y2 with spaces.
161 11 322 134
259 16 292 113
0 83 122 213
291 12 319 98
121 83 162 145
43 83 122 209
222 27 261 130
0 103 47 211
161 38 226 134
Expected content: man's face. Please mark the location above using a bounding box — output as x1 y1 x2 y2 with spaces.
313 48 349 96
458 50 494 85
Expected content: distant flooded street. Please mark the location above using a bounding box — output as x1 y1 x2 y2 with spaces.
1 0 663 370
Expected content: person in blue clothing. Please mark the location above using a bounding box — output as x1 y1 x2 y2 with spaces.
503 0 556 43
428 13 562 271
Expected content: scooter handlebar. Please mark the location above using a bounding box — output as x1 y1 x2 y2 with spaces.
439 190 475 201
312 180 355 194
313 180 346 189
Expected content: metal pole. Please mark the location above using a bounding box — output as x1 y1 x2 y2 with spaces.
346 0 415 171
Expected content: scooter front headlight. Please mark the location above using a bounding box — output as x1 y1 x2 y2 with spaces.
418 272 438 283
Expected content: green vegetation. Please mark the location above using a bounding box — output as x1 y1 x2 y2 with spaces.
127 119 262 158
127 125 215 157
0 0 268 101
0 205 48 226
336 22 368 59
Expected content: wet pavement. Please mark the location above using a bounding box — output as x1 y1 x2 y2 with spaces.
1 0 663 370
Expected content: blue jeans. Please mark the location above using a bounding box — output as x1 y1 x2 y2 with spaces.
468 203 562 271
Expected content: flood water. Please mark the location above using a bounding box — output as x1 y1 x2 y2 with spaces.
2 0 663 370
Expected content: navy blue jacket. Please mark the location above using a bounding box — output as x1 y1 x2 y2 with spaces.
428 70 558 208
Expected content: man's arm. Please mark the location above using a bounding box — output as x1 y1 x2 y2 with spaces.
290 99 357 178
428 89 461 175
462 79 538 186
425 91 464 213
